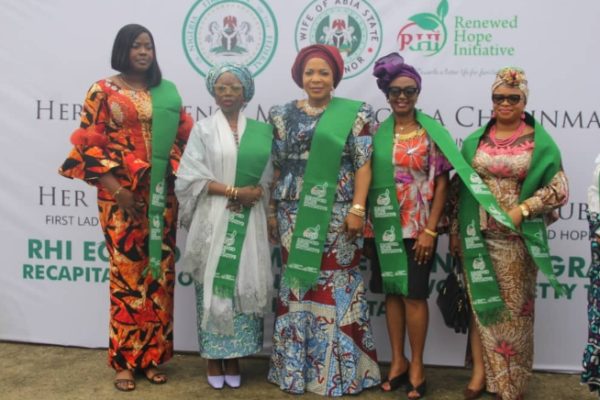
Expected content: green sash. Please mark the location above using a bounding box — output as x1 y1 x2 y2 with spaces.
283 97 363 289
459 114 564 325
370 111 481 295
147 80 181 278
369 116 409 295
213 119 273 299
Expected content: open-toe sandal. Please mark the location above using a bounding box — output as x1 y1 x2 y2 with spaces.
114 378 136 392
407 380 427 400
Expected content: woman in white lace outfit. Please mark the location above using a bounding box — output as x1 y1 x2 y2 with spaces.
175 64 273 389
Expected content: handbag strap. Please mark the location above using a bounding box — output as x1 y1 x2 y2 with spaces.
451 256 466 288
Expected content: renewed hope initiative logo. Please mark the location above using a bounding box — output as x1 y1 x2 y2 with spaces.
295 0 382 79
398 0 449 56
182 0 278 77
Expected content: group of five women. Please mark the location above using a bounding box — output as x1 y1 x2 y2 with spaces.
59 24 571 400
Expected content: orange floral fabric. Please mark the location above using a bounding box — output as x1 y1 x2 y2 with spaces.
59 79 191 371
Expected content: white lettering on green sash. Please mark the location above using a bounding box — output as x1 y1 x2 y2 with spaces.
303 183 329 211
229 212 246 227
465 219 485 249
221 231 238 259
214 272 236 282
469 172 491 195
379 225 404 255
150 215 162 240
288 263 319 273
296 224 322 254
374 189 396 218
151 181 166 207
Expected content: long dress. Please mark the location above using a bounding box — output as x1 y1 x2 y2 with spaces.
455 130 568 399
267 101 381 396
58 79 189 371
175 110 273 359
582 154 600 396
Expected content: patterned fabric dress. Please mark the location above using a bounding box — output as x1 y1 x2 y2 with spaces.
392 128 452 238
59 79 189 371
582 156 600 396
194 284 263 358
267 101 381 396
452 130 568 400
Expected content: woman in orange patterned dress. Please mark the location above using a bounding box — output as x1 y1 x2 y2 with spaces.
58 24 192 392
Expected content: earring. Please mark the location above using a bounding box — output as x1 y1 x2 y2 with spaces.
492 111 496 118
521 112 525 120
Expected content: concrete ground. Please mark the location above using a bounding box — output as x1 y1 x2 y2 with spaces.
0 341 594 400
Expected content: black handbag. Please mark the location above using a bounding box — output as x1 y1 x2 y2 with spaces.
436 257 470 334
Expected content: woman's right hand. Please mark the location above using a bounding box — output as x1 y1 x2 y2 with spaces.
268 215 279 244
115 188 144 221
235 186 263 207
449 233 462 258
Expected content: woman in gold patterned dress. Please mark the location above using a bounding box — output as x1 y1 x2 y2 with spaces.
449 67 568 400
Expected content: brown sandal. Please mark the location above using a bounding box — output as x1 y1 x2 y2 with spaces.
114 378 136 392
144 369 168 384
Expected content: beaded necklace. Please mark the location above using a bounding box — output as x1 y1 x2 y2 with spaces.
489 120 526 148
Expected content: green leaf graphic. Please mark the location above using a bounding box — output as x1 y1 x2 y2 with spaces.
437 0 449 19
409 13 440 30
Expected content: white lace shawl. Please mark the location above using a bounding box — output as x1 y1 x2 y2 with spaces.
175 110 273 335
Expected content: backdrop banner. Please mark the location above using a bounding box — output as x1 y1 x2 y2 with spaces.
1 0 597 372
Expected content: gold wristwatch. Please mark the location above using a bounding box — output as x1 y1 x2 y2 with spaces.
519 204 530 219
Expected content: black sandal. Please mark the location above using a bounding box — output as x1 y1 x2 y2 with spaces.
380 369 409 392
407 380 427 400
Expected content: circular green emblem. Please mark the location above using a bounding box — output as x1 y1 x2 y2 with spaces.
182 0 278 77
295 0 382 79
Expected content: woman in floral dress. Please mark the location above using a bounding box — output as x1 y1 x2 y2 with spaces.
450 67 568 400
267 44 380 396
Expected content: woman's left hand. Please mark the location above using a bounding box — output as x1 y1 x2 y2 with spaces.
508 206 523 229
343 213 364 241
413 231 435 265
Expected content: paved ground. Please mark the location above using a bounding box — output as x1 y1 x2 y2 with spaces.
0 341 594 399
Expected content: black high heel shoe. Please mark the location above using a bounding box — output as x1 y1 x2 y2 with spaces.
407 380 427 400
380 368 409 392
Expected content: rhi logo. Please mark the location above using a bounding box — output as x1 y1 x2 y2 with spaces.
295 0 382 79
182 0 278 77
397 0 449 56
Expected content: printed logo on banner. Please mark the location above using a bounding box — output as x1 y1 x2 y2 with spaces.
397 0 449 56
182 0 278 77
295 0 383 79
397 0 518 57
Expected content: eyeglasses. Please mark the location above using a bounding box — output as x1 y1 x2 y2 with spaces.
388 86 419 99
214 85 243 95
491 94 522 105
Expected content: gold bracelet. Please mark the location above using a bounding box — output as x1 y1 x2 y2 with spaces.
519 203 531 219
424 228 438 238
112 186 124 198
348 207 366 218
351 204 366 212
233 188 238 201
